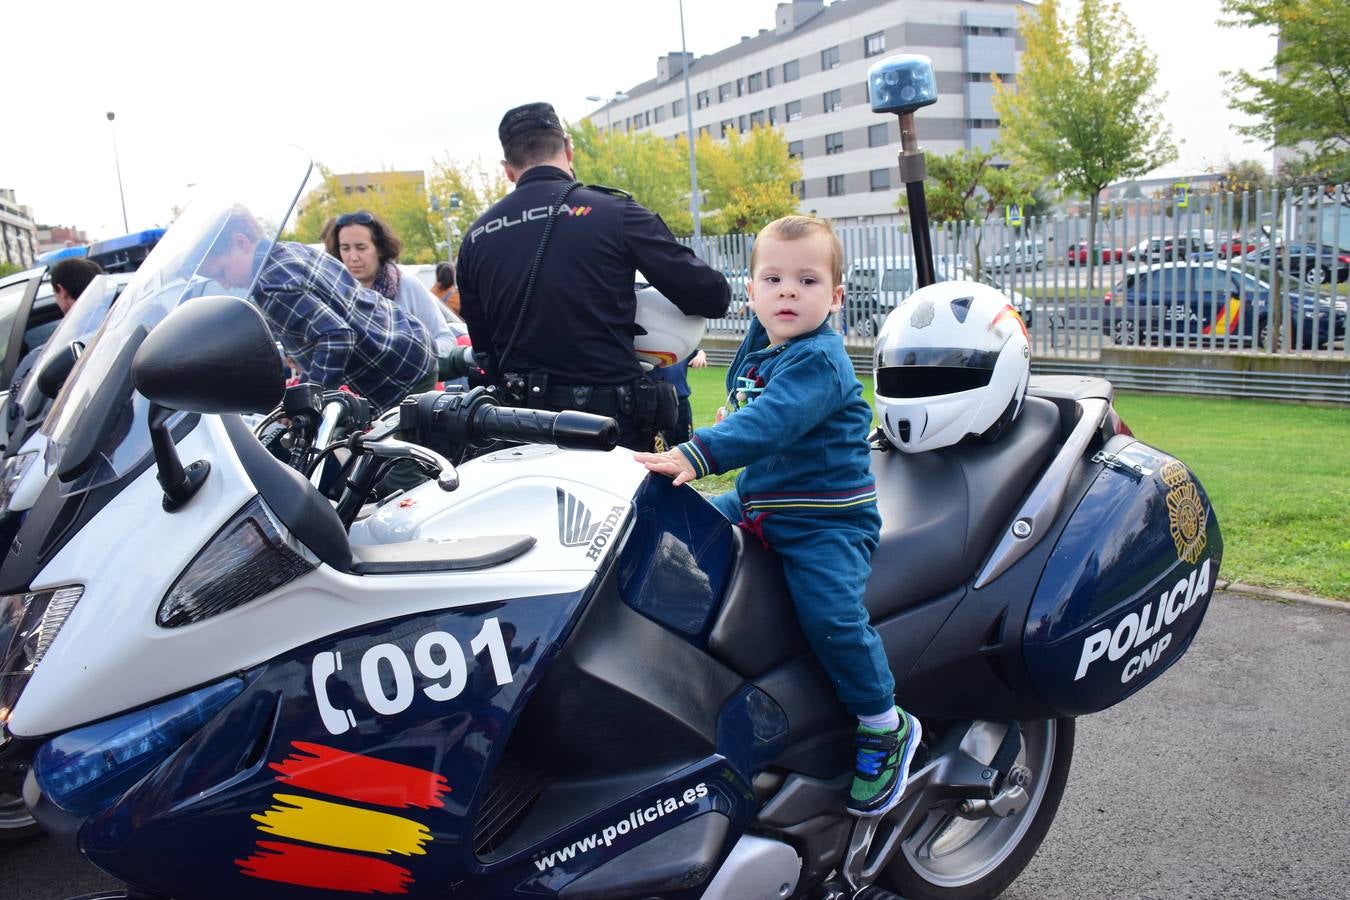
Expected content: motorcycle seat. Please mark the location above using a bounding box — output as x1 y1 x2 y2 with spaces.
706 396 1061 679
349 534 537 574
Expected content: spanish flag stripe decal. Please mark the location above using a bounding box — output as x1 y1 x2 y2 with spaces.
270 742 450 809
237 841 414 895
252 794 432 857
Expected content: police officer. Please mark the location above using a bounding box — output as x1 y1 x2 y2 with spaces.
457 102 730 450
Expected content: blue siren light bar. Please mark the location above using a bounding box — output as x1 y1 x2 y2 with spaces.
868 54 939 116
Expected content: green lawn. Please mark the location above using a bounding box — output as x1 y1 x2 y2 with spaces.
685 367 1350 599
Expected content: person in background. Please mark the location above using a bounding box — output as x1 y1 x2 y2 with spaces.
457 101 729 450
5 258 106 440
431 262 460 314
323 211 457 356
648 348 707 450
199 206 434 414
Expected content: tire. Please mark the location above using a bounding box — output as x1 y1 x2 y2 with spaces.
881 718 1075 900
1034 260 1045 272
1257 318 1271 351
1304 266 1328 286
1111 320 1136 345
861 316 878 339
0 789 42 846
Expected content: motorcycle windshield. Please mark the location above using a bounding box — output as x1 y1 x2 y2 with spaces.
15 274 121 428
41 147 312 497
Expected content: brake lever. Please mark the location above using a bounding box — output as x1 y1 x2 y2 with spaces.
358 437 459 491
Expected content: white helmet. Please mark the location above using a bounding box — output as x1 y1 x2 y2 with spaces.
634 280 706 369
874 280 1031 453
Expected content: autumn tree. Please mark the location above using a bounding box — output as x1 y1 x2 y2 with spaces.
993 0 1176 288
695 125 801 234
1221 0 1350 185
568 120 692 233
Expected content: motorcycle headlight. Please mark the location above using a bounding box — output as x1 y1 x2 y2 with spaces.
0 585 84 740
0 452 37 512
33 675 243 816
158 497 316 628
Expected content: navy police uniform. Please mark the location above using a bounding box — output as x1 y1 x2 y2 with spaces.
457 103 730 449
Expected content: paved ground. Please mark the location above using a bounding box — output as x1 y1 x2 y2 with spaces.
0 591 1345 899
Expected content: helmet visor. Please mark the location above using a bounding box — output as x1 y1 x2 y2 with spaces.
875 346 999 398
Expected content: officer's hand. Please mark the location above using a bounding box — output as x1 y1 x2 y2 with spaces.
690 349 708 368
633 449 698 486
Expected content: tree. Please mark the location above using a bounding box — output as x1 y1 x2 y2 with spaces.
1221 0 1350 184
993 0 1177 288
284 160 507 263
568 120 692 233
695 126 801 234
902 147 1041 273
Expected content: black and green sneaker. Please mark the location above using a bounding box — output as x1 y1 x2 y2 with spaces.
847 708 922 817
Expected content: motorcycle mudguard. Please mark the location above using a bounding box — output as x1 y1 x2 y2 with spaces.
1022 437 1223 716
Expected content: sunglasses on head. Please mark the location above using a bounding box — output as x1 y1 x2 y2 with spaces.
335 211 375 228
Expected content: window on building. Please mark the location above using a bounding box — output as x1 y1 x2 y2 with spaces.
783 59 800 82
739 114 748 131
720 118 735 135
788 140 804 159
865 31 886 57
827 174 845 197
870 169 891 192
821 46 840 70
748 72 763 93
697 90 710 109
966 118 1001 129
673 98 685 116
768 106 778 125
792 180 805 199
786 99 803 121
825 132 844 155
719 82 733 102
653 106 665 123
750 110 765 128
823 89 843 113
699 125 712 138
766 67 776 88
868 123 888 147
736 77 745 97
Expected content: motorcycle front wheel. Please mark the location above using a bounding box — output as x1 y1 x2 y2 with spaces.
0 788 42 845
881 718 1074 900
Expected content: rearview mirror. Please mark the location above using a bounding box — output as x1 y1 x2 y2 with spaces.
132 295 283 415
35 342 82 400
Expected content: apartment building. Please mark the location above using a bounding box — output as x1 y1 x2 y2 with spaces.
587 0 1026 224
0 188 38 269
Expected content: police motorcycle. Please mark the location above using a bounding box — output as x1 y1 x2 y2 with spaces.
0 63 1223 900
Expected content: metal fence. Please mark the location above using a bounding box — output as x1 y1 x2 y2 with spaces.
681 184 1350 403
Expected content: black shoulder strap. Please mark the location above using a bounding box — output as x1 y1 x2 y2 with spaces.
495 181 582 375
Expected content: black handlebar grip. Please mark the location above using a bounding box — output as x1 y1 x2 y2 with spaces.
472 406 618 451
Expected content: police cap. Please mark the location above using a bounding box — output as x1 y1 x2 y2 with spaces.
498 102 565 147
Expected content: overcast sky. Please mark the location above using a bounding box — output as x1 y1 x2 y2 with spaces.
1 0 1274 239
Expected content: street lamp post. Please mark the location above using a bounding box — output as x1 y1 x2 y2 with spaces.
585 92 629 135
677 0 702 244
430 193 462 260
106 111 129 232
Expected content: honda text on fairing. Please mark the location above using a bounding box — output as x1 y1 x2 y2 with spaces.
1 111 1219 900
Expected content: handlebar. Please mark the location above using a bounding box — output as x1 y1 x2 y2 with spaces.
470 406 618 451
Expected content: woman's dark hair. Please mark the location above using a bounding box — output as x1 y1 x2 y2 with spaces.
322 209 403 265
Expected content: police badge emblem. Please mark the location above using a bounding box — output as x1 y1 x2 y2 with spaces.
1161 460 1207 564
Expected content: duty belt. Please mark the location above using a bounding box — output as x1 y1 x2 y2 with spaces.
542 382 636 418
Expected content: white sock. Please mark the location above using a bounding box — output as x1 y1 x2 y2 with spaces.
858 707 900 732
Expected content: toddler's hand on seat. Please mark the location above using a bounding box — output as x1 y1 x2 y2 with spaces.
633 449 698 487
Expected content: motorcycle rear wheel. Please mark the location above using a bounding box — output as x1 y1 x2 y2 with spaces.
880 717 1074 900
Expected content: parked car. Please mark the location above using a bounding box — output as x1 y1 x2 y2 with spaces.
1241 242 1350 286
1102 261 1346 349
1212 233 1259 259
845 256 1034 337
983 239 1048 273
1066 241 1125 266
1127 233 1211 263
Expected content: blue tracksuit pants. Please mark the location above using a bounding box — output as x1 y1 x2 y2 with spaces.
711 489 895 716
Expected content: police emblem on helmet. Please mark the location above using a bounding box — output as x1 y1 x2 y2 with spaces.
1161 460 1207 564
